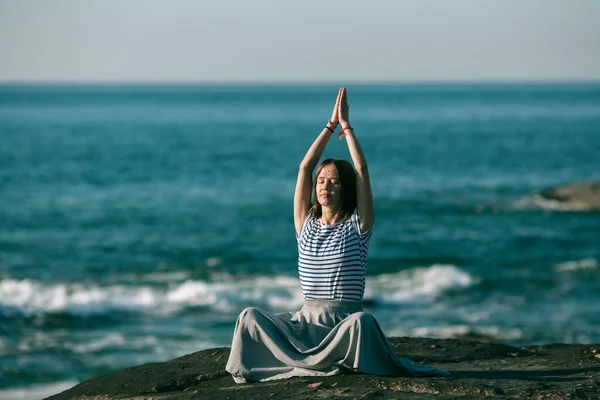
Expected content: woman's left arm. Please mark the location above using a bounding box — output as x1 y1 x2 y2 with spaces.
338 88 374 233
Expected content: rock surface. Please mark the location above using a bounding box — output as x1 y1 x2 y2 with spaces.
539 181 600 210
46 337 600 400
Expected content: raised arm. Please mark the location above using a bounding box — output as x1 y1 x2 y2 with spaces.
294 89 342 236
338 88 374 233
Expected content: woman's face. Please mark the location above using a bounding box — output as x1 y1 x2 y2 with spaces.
316 164 342 207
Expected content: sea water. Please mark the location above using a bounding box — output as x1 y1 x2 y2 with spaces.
1 83 599 398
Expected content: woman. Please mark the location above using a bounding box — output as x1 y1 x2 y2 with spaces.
225 88 449 383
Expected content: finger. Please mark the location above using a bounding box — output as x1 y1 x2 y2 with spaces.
333 93 341 122
332 89 340 116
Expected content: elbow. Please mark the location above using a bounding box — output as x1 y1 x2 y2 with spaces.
299 162 314 172
354 162 368 174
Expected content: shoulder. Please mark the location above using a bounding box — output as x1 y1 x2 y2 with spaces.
349 209 361 227
297 210 316 241
350 208 375 239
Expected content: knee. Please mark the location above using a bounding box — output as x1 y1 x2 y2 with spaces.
235 307 267 338
237 307 262 327
351 311 376 326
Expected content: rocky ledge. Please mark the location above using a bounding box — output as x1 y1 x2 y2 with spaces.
46 337 600 400
539 181 600 211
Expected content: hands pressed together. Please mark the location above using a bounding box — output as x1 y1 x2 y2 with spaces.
327 88 353 139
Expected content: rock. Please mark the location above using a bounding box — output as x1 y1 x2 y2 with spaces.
451 330 498 343
539 181 600 210
45 338 600 400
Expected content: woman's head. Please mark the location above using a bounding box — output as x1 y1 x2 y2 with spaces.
310 158 356 220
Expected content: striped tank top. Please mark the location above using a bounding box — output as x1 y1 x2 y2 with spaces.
297 210 375 302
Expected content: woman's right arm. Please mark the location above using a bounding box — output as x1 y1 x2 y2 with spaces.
294 89 342 236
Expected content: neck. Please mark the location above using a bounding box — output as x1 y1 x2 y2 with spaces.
320 206 341 225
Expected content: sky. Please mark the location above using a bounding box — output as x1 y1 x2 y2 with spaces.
1 0 599 83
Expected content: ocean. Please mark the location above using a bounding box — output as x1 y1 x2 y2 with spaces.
0 83 599 399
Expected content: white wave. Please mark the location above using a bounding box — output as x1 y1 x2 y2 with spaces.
0 279 158 316
0 380 78 400
0 265 474 317
387 324 524 341
165 275 305 311
514 194 580 211
0 276 304 317
65 332 126 353
555 257 598 272
366 264 476 304
205 256 222 268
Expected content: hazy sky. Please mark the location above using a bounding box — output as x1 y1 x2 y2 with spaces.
1 0 599 82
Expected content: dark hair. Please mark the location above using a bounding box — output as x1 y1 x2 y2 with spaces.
309 158 357 221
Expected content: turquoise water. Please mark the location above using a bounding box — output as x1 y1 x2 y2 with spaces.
1 83 599 398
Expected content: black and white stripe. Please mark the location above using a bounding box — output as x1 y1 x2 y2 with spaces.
297 210 374 302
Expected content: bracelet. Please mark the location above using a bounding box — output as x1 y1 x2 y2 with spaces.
325 120 337 132
338 125 353 139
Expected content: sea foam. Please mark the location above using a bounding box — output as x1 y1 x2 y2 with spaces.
0 265 475 317
555 257 598 272
366 264 476 304
514 193 580 211
0 381 78 400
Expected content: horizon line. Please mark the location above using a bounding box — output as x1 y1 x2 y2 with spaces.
1 78 600 86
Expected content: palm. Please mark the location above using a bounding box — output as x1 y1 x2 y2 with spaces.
330 88 343 125
338 88 350 127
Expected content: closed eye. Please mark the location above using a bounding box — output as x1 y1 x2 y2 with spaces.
317 177 339 185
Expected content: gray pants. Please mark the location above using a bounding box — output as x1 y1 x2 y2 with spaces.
225 300 450 383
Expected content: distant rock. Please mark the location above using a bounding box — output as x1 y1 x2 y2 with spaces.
451 330 498 343
539 181 600 210
45 337 600 400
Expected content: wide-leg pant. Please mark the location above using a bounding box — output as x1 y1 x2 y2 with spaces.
225 300 450 383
